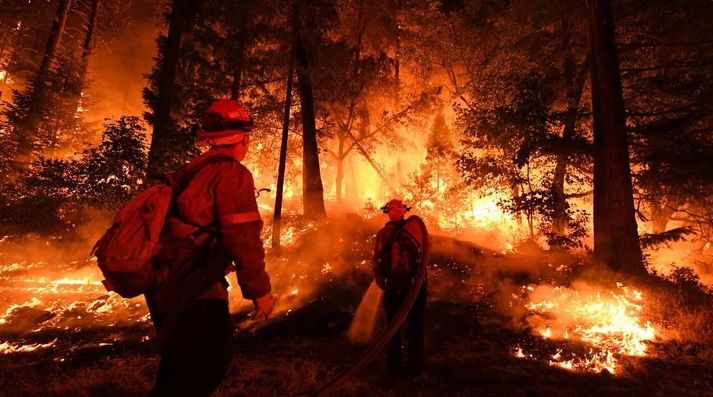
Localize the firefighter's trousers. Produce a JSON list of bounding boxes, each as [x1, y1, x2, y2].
[[151, 299, 232, 397], [383, 283, 427, 375]]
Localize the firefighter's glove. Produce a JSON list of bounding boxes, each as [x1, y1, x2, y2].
[[252, 292, 274, 320]]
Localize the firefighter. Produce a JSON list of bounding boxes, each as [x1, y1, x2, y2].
[[373, 199, 429, 376], [147, 99, 274, 397]]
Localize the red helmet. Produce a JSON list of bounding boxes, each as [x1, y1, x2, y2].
[[198, 99, 255, 141], [381, 199, 411, 214]]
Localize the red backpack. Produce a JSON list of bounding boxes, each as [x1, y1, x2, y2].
[[92, 157, 229, 298], [92, 184, 172, 298], [376, 217, 425, 293]]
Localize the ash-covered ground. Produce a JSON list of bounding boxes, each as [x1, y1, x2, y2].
[[1, 218, 713, 397]]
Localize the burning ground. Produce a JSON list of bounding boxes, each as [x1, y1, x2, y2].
[[1, 217, 713, 397]]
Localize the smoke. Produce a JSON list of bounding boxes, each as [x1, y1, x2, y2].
[[646, 239, 713, 287], [83, 12, 159, 134], [229, 213, 379, 317]]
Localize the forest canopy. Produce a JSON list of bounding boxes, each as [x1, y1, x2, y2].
[[0, 0, 711, 278]]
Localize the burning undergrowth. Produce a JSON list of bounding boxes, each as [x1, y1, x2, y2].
[[1, 215, 712, 388], [0, 214, 378, 359], [510, 281, 657, 374], [0, 252, 151, 356]]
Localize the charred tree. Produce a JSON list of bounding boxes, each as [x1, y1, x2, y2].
[[146, 0, 197, 177], [294, 11, 326, 219], [586, 0, 644, 273]]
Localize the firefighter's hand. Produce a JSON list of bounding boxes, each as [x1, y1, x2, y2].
[[252, 292, 274, 320]]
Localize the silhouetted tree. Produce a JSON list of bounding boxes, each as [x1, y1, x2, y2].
[[586, 0, 644, 273]]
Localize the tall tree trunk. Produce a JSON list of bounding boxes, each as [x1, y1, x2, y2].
[[586, 0, 644, 273], [272, 4, 297, 252], [336, 154, 344, 201], [394, 0, 402, 104], [147, 0, 194, 177], [36, 0, 73, 91], [346, 155, 359, 202], [295, 33, 326, 218], [72, 0, 100, 114], [335, 128, 346, 201], [79, 0, 100, 83]]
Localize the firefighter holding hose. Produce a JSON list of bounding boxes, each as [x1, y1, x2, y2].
[[373, 199, 430, 376]]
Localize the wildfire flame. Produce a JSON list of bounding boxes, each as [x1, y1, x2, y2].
[[0, 338, 56, 354], [515, 281, 657, 374]]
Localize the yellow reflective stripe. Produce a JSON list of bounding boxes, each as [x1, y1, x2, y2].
[[221, 211, 261, 225]]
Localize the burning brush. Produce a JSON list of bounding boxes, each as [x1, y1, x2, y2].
[[513, 281, 658, 374]]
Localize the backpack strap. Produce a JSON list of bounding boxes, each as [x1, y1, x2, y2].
[[168, 155, 235, 230]]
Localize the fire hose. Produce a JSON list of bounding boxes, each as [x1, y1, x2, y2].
[[307, 217, 429, 397]]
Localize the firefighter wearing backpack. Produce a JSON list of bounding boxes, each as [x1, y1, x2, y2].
[[373, 199, 429, 376], [147, 99, 273, 397]]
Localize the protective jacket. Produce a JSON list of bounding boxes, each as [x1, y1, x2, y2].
[[372, 216, 430, 290], [151, 147, 271, 312]]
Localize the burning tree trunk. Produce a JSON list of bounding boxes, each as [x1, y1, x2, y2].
[[586, 0, 644, 273], [147, 0, 196, 177], [295, 34, 326, 218]]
